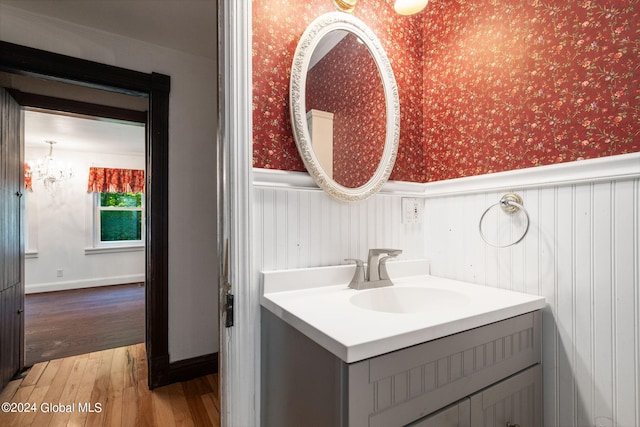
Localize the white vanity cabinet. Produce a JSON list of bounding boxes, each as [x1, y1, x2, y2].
[[261, 308, 542, 427]]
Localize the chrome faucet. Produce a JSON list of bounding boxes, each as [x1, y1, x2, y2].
[[345, 249, 402, 290]]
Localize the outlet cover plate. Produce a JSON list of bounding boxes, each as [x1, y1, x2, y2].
[[402, 197, 423, 224]]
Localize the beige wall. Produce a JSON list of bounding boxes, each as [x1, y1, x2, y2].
[[0, 4, 219, 362]]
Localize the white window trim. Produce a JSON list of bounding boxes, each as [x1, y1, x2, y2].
[[88, 192, 145, 252], [84, 245, 144, 255]]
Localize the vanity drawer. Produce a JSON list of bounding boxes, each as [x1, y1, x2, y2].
[[407, 399, 470, 427], [346, 311, 541, 427]]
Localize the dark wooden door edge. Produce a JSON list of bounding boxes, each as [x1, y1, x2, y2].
[[0, 40, 170, 389]]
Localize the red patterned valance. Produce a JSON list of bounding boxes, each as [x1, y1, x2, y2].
[[24, 163, 33, 191], [87, 167, 145, 193]]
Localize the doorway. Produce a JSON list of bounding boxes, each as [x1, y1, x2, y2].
[[23, 106, 147, 365], [0, 40, 171, 389]]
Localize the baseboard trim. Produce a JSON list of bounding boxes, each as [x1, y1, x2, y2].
[[25, 274, 145, 294], [168, 352, 219, 384], [148, 353, 170, 389]]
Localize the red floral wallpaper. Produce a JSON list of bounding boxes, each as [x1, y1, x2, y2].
[[253, 0, 639, 183], [422, 0, 640, 181], [306, 33, 386, 188]]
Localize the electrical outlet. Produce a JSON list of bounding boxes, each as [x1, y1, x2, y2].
[[402, 198, 423, 224], [56, 269, 63, 278]]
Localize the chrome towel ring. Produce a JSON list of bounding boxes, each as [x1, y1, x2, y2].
[[479, 193, 530, 248]]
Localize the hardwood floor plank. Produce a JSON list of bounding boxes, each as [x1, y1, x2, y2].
[[5, 384, 35, 427], [85, 348, 114, 427], [33, 357, 63, 387], [182, 377, 215, 427], [9, 383, 35, 403], [201, 392, 221, 426], [121, 386, 138, 427], [129, 344, 152, 427], [103, 353, 124, 426], [123, 346, 138, 389], [0, 344, 219, 427], [16, 384, 50, 426], [0, 378, 21, 402], [205, 374, 220, 413], [48, 357, 89, 426], [21, 361, 48, 386], [67, 356, 101, 427], [151, 386, 177, 427], [167, 382, 196, 427], [110, 346, 127, 393], [25, 283, 145, 365], [31, 355, 79, 426]]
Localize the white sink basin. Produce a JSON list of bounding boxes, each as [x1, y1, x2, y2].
[[349, 286, 471, 314], [261, 260, 546, 362]]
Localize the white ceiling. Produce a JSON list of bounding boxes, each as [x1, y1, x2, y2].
[[0, 0, 217, 59], [25, 110, 145, 156]]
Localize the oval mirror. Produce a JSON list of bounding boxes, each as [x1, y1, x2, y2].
[[290, 12, 400, 203]]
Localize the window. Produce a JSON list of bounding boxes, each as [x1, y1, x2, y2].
[[95, 192, 144, 245], [85, 167, 145, 253]]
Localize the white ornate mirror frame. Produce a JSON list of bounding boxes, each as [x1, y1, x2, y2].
[[290, 12, 401, 203]]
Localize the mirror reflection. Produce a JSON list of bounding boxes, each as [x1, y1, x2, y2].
[[290, 12, 399, 203], [305, 31, 386, 189]]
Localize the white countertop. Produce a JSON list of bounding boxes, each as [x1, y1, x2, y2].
[[261, 260, 546, 363]]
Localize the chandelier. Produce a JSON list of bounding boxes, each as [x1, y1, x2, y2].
[[29, 140, 73, 192]]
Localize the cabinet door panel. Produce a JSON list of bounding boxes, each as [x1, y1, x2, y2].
[[470, 365, 541, 427], [408, 399, 470, 427], [350, 312, 541, 427]]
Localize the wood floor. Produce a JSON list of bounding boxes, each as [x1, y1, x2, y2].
[[25, 284, 145, 365], [0, 343, 220, 427]]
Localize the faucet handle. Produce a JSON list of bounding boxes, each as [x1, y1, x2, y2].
[[378, 255, 398, 280], [345, 258, 366, 286]]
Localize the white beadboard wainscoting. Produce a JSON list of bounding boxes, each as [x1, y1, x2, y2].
[[252, 153, 639, 427], [253, 189, 425, 272], [253, 169, 427, 273], [422, 158, 639, 427]]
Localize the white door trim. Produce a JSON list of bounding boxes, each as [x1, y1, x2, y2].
[[219, 0, 257, 425]]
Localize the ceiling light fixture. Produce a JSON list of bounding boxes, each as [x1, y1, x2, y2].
[[29, 140, 73, 192], [332, 0, 358, 13], [394, 0, 429, 15]]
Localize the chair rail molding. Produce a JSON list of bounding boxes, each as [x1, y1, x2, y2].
[[254, 152, 640, 199], [253, 167, 426, 196], [420, 152, 640, 198]]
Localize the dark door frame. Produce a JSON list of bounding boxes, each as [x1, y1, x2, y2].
[[0, 40, 170, 388]]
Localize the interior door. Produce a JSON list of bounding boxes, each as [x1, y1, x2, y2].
[[0, 87, 25, 391]]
